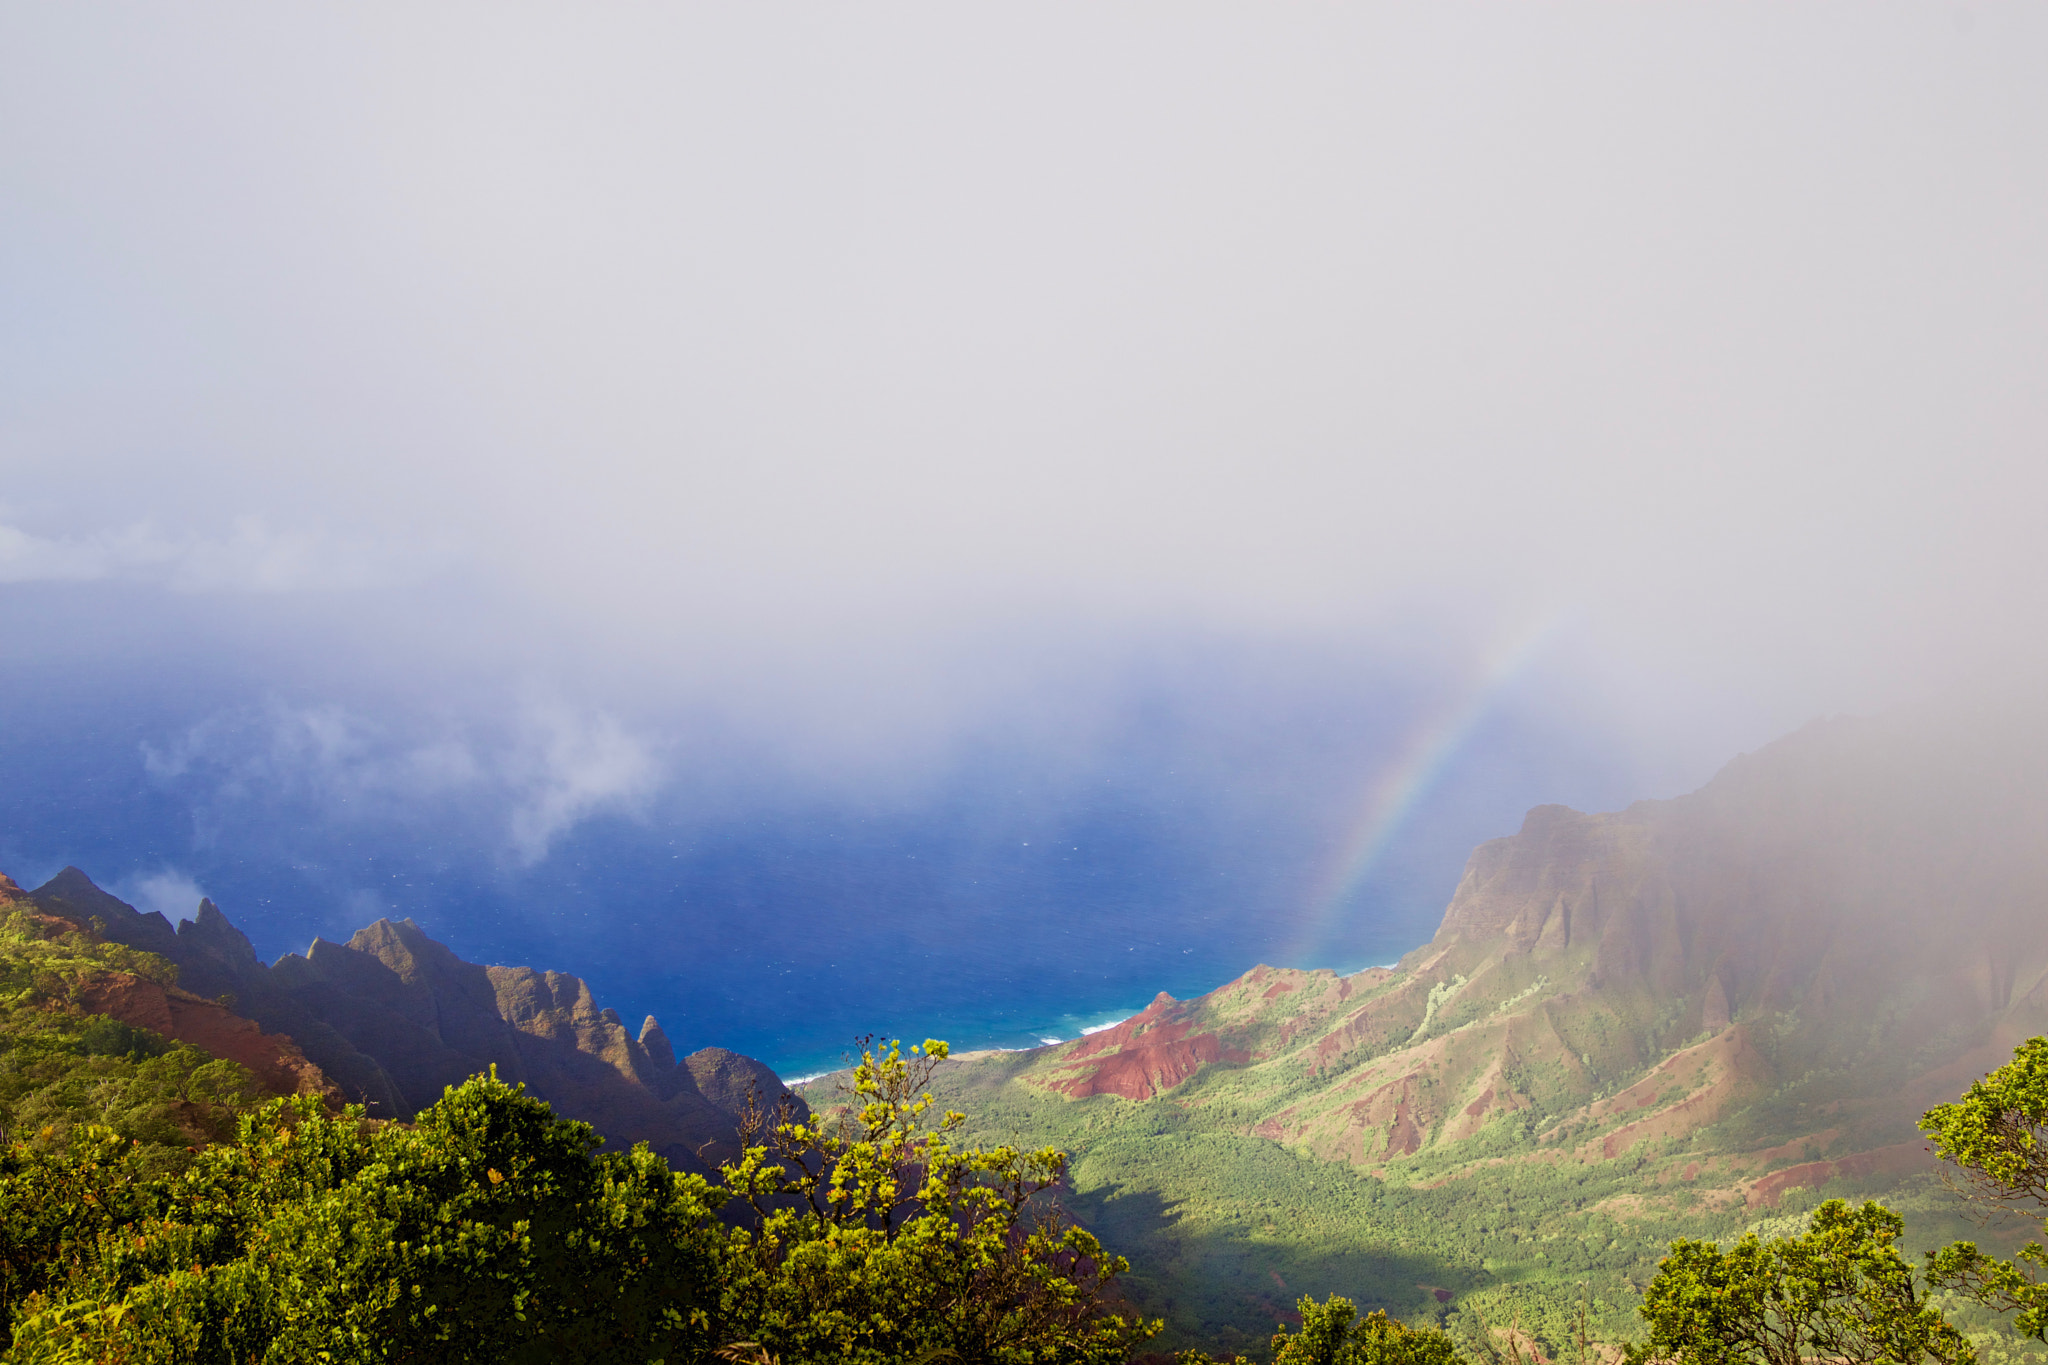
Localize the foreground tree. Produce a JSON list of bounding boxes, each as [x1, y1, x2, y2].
[[1, 1072, 729, 1363], [1626, 1199, 1974, 1365], [1920, 1035, 2048, 1340], [719, 1036, 1160, 1364], [0, 1038, 1157, 1363], [1266, 1295, 1467, 1365]]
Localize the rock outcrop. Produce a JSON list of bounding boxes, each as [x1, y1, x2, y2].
[[30, 872, 803, 1174], [32, 871, 408, 1114], [72, 973, 342, 1105], [8, 869, 342, 1106]]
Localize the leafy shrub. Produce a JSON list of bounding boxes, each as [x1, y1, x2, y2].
[[1267, 1296, 1468, 1365], [1626, 1199, 1973, 1365], [0, 1045, 1158, 1363], [1921, 1036, 2048, 1342], [0, 1072, 727, 1362], [721, 1036, 1161, 1364]]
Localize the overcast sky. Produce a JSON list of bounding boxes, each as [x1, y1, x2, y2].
[[5, 3, 2046, 813]]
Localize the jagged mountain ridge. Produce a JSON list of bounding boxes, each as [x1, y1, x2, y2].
[[964, 703, 2048, 1208], [28, 869, 801, 1173], [0, 870, 342, 1110]]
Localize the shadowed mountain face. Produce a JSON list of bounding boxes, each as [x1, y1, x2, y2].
[[0, 870, 341, 1111], [28, 870, 802, 1174], [968, 703, 2048, 1208]]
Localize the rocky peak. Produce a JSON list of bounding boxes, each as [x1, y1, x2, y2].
[[684, 1046, 790, 1121], [42, 875, 812, 1170], [345, 917, 445, 980], [639, 1016, 677, 1069], [8, 865, 809, 1163], [30, 866, 179, 955], [176, 897, 262, 967]]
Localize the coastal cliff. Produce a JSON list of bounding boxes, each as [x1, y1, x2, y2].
[[29, 870, 801, 1172], [966, 703, 2048, 1207]]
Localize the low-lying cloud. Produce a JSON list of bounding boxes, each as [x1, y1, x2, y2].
[[4, 3, 2046, 817], [143, 698, 663, 868], [502, 705, 663, 866], [113, 867, 210, 926], [0, 516, 428, 594]]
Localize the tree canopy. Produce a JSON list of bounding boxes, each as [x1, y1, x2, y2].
[[0, 1041, 1158, 1363], [1268, 1295, 1468, 1365], [1921, 1036, 2048, 1341], [1626, 1199, 1974, 1365]]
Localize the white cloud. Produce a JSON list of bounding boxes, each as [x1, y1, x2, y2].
[[0, 515, 425, 593], [4, 4, 2047, 756], [142, 697, 663, 867], [114, 868, 209, 925], [144, 702, 383, 799], [503, 704, 662, 866]]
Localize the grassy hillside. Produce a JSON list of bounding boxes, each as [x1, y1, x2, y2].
[[917, 1049, 2039, 1361], [0, 877, 271, 1173], [817, 710, 2048, 1360]]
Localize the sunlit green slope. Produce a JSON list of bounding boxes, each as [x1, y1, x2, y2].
[[897, 704, 2048, 1358], [0, 873, 306, 1173]]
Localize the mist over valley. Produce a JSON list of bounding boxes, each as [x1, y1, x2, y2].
[[5, 5, 2048, 1360]]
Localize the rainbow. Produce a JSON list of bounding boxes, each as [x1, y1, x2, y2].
[[1289, 612, 1562, 968]]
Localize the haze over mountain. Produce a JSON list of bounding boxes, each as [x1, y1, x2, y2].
[[915, 698, 2048, 1351], [0, 617, 1696, 1075], [5, 682, 2045, 1356], [6, 4, 2048, 1075]]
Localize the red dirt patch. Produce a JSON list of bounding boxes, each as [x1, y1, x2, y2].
[[1046, 1019, 1249, 1099], [1589, 1028, 1770, 1159], [1061, 992, 1179, 1061], [1388, 1092, 1423, 1156], [76, 973, 343, 1105], [1743, 1142, 1931, 1208]]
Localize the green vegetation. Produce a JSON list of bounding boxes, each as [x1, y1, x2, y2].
[[1626, 1200, 1972, 1365], [0, 906, 260, 1170], [6, 886, 2048, 1365], [1921, 1038, 2048, 1342], [924, 1055, 1745, 1356], [917, 1047, 2048, 1363], [0, 1040, 1152, 1363], [14, 1032, 2039, 1365], [718, 1037, 1158, 1363], [1620, 1033, 2048, 1365], [1264, 1296, 1468, 1365], [0, 905, 1157, 1361], [0, 1075, 726, 1362]]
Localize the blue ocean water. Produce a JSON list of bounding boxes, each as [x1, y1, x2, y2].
[[0, 724, 1432, 1075], [0, 590, 1653, 1077]]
